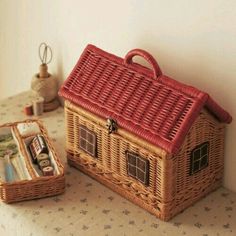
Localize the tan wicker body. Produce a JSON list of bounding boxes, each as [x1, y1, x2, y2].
[[59, 45, 231, 221], [0, 120, 65, 203], [65, 101, 225, 221]]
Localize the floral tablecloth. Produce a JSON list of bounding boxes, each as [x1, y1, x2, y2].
[[0, 91, 235, 236]]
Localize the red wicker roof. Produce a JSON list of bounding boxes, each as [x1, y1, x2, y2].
[[59, 44, 232, 154]]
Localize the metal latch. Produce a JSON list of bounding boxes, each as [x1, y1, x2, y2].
[[106, 118, 117, 134]]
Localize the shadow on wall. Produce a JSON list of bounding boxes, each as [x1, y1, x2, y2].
[[55, 48, 65, 107]]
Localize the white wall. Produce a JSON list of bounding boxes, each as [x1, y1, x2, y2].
[[0, 0, 235, 191]]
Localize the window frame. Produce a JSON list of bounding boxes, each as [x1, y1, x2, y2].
[[190, 142, 209, 175], [79, 125, 97, 158], [126, 151, 149, 186]]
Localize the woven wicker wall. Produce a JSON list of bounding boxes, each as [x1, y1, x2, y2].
[[65, 101, 225, 220], [65, 104, 166, 201], [167, 109, 225, 218]]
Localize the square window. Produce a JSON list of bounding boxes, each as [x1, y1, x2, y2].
[[137, 169, 145, 183], [128, 165, 136, 177], [137, 158, 146, 171], [193, 160, 200, 173], [193, 149, 201, 160], [127, 153, 136, 165], [79, 127, 87, 139], [87, 133, 95, 144], [126, 151, 149, 186], [79, 125, 97, 158], [200, 155, 208, 168], [87, 143, 95, 156], [80, 138, 87, 150], [190, 142, 209, 175]]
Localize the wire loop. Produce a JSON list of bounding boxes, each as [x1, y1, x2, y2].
[[38, 42, 53, 64]]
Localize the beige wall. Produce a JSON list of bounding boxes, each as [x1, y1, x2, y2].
[[0, 0, 235, 192]]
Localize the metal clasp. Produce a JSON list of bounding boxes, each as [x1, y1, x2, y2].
[[106, 118, 117, 134]]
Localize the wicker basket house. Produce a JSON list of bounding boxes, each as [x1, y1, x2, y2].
[[59, 44, 232, 221]]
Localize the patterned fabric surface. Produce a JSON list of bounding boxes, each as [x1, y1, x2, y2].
[[0, 91, 235, 236]]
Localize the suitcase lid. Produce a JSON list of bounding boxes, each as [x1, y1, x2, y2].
[[59, 44, 232, 154]]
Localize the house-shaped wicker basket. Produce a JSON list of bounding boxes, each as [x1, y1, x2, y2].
[[59, 44, 232, 221]]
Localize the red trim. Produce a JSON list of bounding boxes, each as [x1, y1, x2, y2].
[[205, 97, 232, 123]]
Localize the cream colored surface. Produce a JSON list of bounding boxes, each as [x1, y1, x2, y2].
[[0, 0, 235, 192], [0, 91, 235, 236]]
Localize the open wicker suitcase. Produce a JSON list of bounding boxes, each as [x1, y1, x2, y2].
[[59, 44, 232, 220], [0, 119, 65, 203]]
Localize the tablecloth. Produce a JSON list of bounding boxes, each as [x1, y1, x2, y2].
[[0, 91, 235, 236]]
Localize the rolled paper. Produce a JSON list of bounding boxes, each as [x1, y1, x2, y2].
[[11, 156, 26, 180], [33, 97, 44, 116], [24, 103, 33, 116], [42, 166, 54, 176]]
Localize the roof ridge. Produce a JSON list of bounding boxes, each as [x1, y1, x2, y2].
[[87, 44, 205, 100]]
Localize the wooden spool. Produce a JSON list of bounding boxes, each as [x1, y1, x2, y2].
[[39, 64, 49, 78], [31, 43, 60, 112]]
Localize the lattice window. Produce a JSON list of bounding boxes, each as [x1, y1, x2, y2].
[[79, 125, 97, 157], [126, 151, 149, 185], [190, 142, 209, 175]]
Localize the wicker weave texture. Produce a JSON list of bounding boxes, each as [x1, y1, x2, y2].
[[167, 110, 225, 218], [60, 45, 231, 221], [0, 120, 65, 203], [65, 105, 165, 201], [59, 44, 232, 154], [65, 103, 225, 221]]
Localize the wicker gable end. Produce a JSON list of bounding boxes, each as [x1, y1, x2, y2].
[[59, 44, 232, 221]]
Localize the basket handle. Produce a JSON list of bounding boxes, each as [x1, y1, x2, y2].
[[124, 49, 162, 78]]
